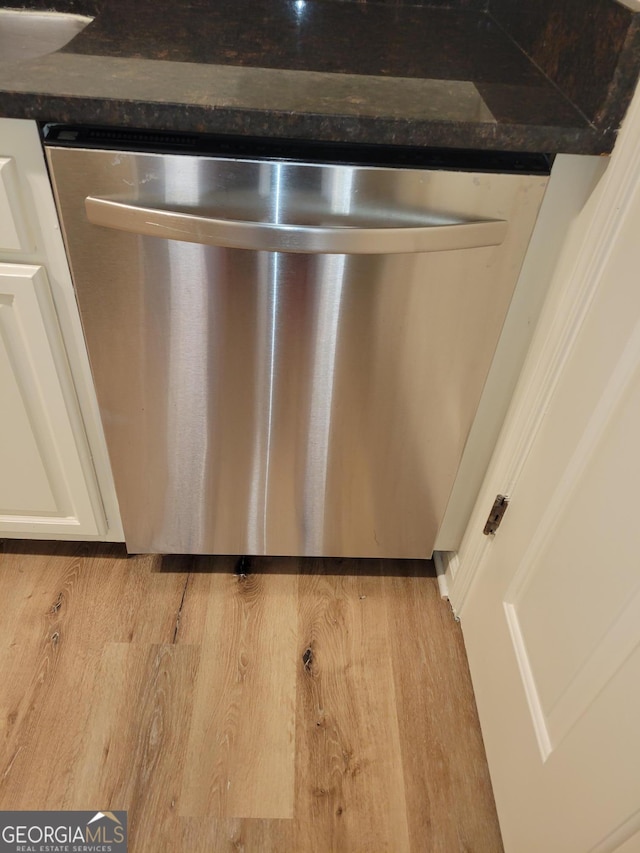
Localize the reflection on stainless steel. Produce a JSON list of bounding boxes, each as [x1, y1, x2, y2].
[[304, 254, 345, 555], [159, 240, 210, 551], [247, 250, 280, 554], [46, 146, 548, 557], [0, 9, 93, 64]]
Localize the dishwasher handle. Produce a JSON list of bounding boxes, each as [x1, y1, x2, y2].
[[85, 196, 508, 255]]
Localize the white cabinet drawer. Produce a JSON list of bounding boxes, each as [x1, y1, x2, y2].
[[0, 156, 32, 253]]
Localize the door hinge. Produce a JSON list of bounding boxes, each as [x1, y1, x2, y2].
[[483, 494, 509, 535]]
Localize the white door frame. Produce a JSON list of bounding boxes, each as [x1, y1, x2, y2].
[[439, 81, 640, 617]]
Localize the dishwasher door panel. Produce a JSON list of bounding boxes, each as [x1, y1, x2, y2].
[[46, 146, 548, 557]]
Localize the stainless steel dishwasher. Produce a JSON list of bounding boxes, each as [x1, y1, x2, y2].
[[45, 127, 549, 558]]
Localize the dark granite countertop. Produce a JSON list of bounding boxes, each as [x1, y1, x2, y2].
[[1, 0, 639, 154]]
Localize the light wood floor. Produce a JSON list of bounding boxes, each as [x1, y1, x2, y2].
[[0, 540, 503, 852]]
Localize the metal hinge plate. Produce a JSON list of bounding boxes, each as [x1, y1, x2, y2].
[[483, 494, 509, 535]]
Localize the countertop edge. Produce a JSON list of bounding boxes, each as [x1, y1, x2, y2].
[[0, 91, 616, 156]]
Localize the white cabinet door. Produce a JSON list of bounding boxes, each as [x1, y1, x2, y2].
[[448, 87, 640, 852], [0, 263, 105, 536], [0, 117, 123, 541]]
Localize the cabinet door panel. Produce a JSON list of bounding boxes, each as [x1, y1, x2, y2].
[[0, 157, 31, 253], [0, 263, 104, 535], [0, 327, 58, 513]]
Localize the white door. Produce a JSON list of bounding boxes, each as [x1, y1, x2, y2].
[[0, 262, 105, 536], [447, 87, 640, 852]]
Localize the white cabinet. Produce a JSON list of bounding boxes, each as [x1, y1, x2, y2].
[[0, 263, 104, 535], [0, 117, 123, 540]]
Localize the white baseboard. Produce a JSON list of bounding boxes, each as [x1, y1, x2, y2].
[[433, 550, 459, 606]]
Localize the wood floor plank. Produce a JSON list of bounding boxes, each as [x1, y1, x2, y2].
[[179, 567, 298, 820], [0, 541, 188, 647], [170, 555, 237, 646], [65, 642, 200, 852], [0, 540, 50, 655], [0, 543, 99, 807], [385, 571, 504, 853], [104, 553, 190, 645], [294, 564, 411, 853], [179, 817, 296, 853], [0, 542, 188, 809]]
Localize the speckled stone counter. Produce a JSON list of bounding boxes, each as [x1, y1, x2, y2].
[[1, 0, 639, 154]]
